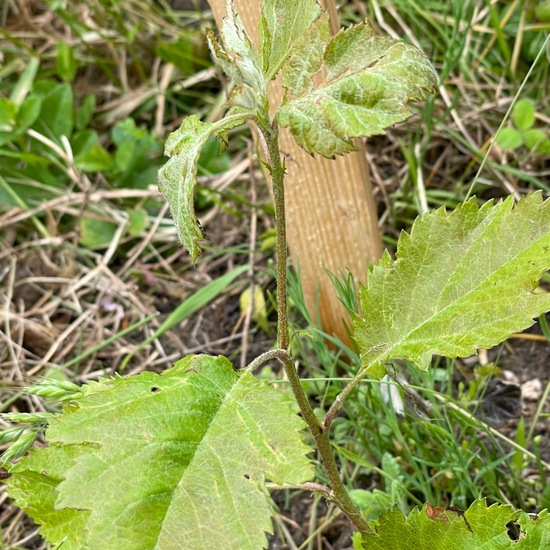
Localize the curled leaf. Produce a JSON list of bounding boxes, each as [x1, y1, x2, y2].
[[158, 112, 247, 261]]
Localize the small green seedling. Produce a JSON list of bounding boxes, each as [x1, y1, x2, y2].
[[496, 98, 550, 154], [3, 1, 550, 548]]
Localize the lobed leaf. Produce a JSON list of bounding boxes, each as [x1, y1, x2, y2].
[[278, 18, 437, 158], [7, 445, 90, 550], [353, 193, 550, 379], [157, 113, 247, 261], [5, 355, 313, 549], [355, 500, 550, 549]]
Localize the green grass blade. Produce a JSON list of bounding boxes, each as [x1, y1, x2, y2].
[[120, 264, 249, 370]]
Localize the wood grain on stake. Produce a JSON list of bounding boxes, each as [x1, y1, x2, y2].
[[207, 0, 383, 342]]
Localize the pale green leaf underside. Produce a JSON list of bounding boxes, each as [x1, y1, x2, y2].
[[353, 193, 550, 379], [358, 500, 550, 549], [278, 17, 437, 158], [207, 2, 266, 111], [158, 113, 246, 261], [259, 0, 321, 80], [6, 355, 313, 549]]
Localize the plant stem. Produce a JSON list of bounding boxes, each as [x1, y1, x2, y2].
[[324, 376, 363, 431], [263, 124, 289, 351], [245, 349, 287, 373], [277, 350, 370, 534], [258, 123, 370, 535]]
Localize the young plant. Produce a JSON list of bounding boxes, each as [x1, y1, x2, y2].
[[496, 98, 550, 154], [3, 1, 550, 548]]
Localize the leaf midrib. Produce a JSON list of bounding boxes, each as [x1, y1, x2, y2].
[[366, 229, 549, 368]]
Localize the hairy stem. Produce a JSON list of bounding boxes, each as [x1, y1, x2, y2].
[[264, 124, 289, 351], [258, 123, 370, 534], [324, 376, 363, 431]]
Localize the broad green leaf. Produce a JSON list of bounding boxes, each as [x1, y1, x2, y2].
[[71, 129, 99, 157], [349, 489, 393, 521], [278, 19, 437, 157], [111, 118, 162, 185], [496, 127, 523, 150], [16, 94, 42, 131], [356, 500, 550, 549], [537, 138, 550, 155], [259, 0, 321, 81], [353, 193, 550, 379], [157, 112, 247, 261], [5, 355, 313, 550], [7, 445, 90, 550], [512, 99, 536, 132]]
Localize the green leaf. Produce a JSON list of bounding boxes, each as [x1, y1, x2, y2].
[[278, 18, 437, 157], [281, 12, 330, 99], [0, 96, 17, 132], [111, 118, 162, 185], [496, 127, 523, 150], [523, 129, 550, 154], [349, 489, 393, 521], [127, 208, 148, 237], [156, 38, 194, 75], [353, 194, 550, 378], [71, 129, 99, 157], [157, 112, 247, 261], [536, 0, 550, 22], [197, 136, 231, 175], [32, 82, 74, 142], [75, 145, 113, 172], [5, 355, 313, 549], [75, 94, 96, 130], [0, 94, 41, 146], [523, 129, 546, 150], [0, 97, 17, 131], [79, 217, 118, 248], [357, 500, 550, 549], [512, 99, 536, 132], [16, 94, 42, 131], [10, 57, 39, 106], [6, 445, 90, 549], [72, 130, 112, 172], [56, 40, 78, 82], [259, 0, 321, 80], [206, 3, 266, 112]]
